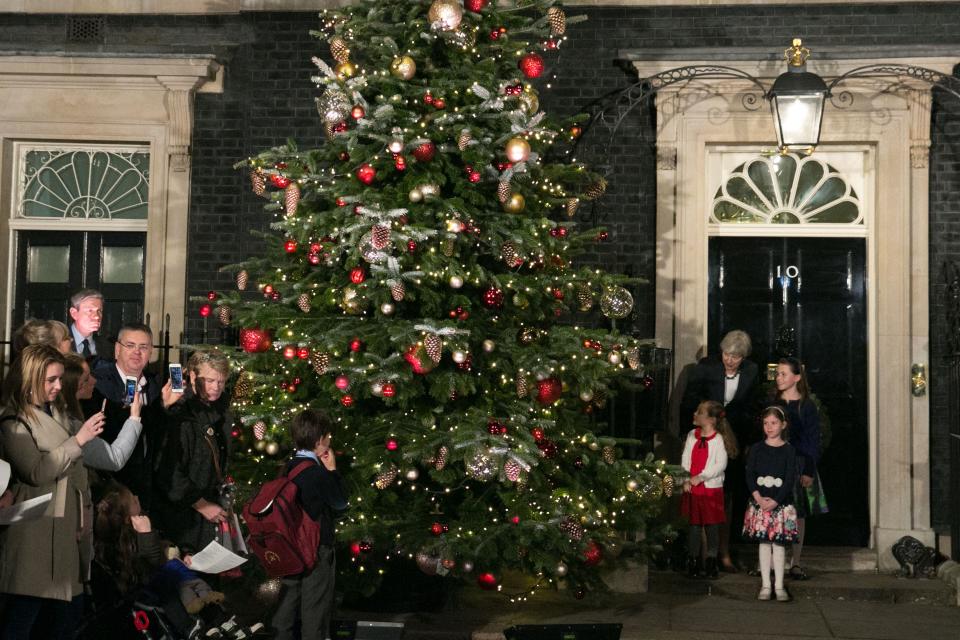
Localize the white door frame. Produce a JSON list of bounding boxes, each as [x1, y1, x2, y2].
[[626, 50, 957, 569]]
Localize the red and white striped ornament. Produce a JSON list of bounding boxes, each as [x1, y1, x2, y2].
[[284, 183, 300, 216], [296, 293, 311, 312], [423, 334, 443, 363], [504, 458, 522, 482], [253, 421, 267, 441], [371, 225, 391, 249]]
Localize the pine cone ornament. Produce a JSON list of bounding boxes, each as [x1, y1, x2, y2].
[[559, 516, 584, 541], [497, 181, 511, 203], [516, 375, 529, 398], [296, 293, 311, 312], [329, 36, 350, 63], [441, 237, 455, 257], [236, 270, 249, 291], [457, 129, 472, 151], [371, 225, 391, 250], [566, 197, 580, 217], [310, 351, 330, 376], [501, 241, 519, 267], [627, 347, 641, 370], [661, 474, 675, 498], [233, 371, 253, 399], [602, 446, 616, 464], [374, 466, 399, 490], [284, 183, 300, 216], [217, 305, 231, 326], [389, 280, 405, 302], [547, 7, 566, 35], [253, 421, 267, 441], [250, 170, 266, 196], [434, 446, 449, 471], [504, 458, 522, 482], [415, 551, 441, 576], [577, 286, 593, 311], [424, 334, 443, 364], [324, 122, 338, 139], [585, 178, 608, 199]]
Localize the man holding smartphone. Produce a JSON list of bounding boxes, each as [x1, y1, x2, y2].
[[86, 322, 176, 510]]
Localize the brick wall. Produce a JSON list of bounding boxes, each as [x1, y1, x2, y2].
[[1, 2, 959, 528]]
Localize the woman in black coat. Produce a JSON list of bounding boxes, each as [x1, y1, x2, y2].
[[155, 350, 233, 554], [680, 330, 759, 571]]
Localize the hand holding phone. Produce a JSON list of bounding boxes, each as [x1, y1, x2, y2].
[[169, 363, 184, 394]]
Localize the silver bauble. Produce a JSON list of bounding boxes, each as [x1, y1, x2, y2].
[[316, 89, 351, 124], [599, 286, 634, 319]]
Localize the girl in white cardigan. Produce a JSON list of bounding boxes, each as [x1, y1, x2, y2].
[[681, 400, 739, 578]]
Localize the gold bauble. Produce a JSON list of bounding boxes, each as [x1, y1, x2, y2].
[[428, 0, 463, 31], [519, 87, 539, 114], [505, 137, 531, 163], [265, 442, 280, 456], [390, 56, 417, 80], [503, 193, 525, 213], [334, 61, 356, 79]]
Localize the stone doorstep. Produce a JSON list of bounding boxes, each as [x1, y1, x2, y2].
[[650, 569, 957, 606], [730, 544, 878, 572]]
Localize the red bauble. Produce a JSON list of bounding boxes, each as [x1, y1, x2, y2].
[[481, 287, 504, 309], [339, 151, 350, 162], [284, 239, 297, 253], [336, 197, 347, 207], [283, 345, 296, 360], [465, 0, 487, 11], [350, 541, 362, 557], [552, 288, 565, 300], [308, 253, 321, 266], [382, 382, 396, 398], [271, 291, 281, 301], [643, 375, 655, 389], [407, 240, 417, 253], [582, 541, 603, 566], [356, 163, 376, 185], [394, 155, 406, 171], [335, 375, 350, 391], [489, 29, 501, 40], [530, 427, 545, 442], [206, 291, 217, 300], [263, 284, 274, 295], [385, 439, 399, 452], [468, 170, 481, 183], [269, 174, 290, 189], [297, 347, 310, 360], [518, 52, 545, 79], [350, 267, 366, 284], [359, 541, 372, 553], [433, 98, 445, 110], [412, 142, 436, 162], [510, 515, 520, 524], [286, 384, 297, 393], [477, 573, 498, 590], [404, 344, 437, 375], [424, 92, 434, 104], [239, 328, 271, 353], [431, 522, 444, 536], [537, 439, 558, 458], [199, 304, 211, 318], [333, 121, 348, 133], [349, 338, 363, 352], [536, 377, 563, 405], [596, 231, 609, 242], [340, 395, 354, 407], [351, 105, 365, 119]]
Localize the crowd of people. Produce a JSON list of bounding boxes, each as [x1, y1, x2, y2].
[[0, 289, 347, 640], [679, 330, 827, 602]]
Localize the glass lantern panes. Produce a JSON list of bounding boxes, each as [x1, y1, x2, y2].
[[19, 147, 149, 220], [712, 153, 861, 225]]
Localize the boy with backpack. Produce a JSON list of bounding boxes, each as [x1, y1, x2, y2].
[[269, 409, 348, 640]]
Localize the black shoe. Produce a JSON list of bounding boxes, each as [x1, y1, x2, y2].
[[704, 557, 719, 579], [687, 556, 702, 579]]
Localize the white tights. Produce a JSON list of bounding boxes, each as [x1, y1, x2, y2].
[[758, 543, 786, 590]]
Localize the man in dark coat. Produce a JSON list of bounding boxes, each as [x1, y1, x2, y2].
[[67, 289, 112, 359]]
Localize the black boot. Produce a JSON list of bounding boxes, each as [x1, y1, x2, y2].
[[704, 557, 719, 579], [687, 556, 702, 579]]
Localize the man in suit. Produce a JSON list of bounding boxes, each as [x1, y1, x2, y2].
[[88, 322, 174, 510], [68, 289, 112, 359]]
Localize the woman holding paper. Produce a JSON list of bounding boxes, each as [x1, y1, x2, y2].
[[0, 344, 105, 639]]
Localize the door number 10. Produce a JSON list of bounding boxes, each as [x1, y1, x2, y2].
[[777, 265, 800, 280]]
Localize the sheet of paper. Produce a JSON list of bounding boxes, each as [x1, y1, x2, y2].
[[0, 493, 52, 525], [188, 540, 247, 574], [0, 460, 9, 495]]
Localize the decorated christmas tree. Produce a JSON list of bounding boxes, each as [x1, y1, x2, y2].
[[215, 0, 672, 598]]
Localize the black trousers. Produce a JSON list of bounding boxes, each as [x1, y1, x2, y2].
[[271, 546, 336, 640]]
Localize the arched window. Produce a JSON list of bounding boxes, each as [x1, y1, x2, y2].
[[712, 153, 861, 225]]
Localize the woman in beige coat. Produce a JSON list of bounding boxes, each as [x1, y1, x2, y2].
[[0, 344, 105, 639]]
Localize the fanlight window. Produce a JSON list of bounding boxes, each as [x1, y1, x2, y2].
[[19, 147, 149, 220], [712, 153, 861, 225]]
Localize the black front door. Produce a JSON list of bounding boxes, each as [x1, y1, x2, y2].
[[709, 236, 869, 547], [14, 230, 147, 343]]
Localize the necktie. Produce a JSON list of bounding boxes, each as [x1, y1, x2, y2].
[[80, 339, 91, 357]]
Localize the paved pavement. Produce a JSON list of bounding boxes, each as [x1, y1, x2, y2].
[[334, 572, 960, 640]]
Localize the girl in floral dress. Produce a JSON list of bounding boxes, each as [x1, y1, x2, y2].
[[743, 406, 799, 601], [680, 400, 738, 579]]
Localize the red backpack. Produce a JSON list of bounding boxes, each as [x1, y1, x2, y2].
[[242, 459, 320, 577]]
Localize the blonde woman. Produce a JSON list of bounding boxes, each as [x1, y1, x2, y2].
[[0, 344, 105, 638]]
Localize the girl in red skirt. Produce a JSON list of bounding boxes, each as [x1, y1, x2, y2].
[[681, 400, 739, 578]]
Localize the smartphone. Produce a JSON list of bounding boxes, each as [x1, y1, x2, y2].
[[124, 376, 137, 407], [169, 363, 184, 393]]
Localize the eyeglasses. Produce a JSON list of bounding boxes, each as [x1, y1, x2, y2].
[[119, 342, 152, 353]]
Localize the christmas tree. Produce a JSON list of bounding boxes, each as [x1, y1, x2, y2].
[[216, 0, 672, 598]]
